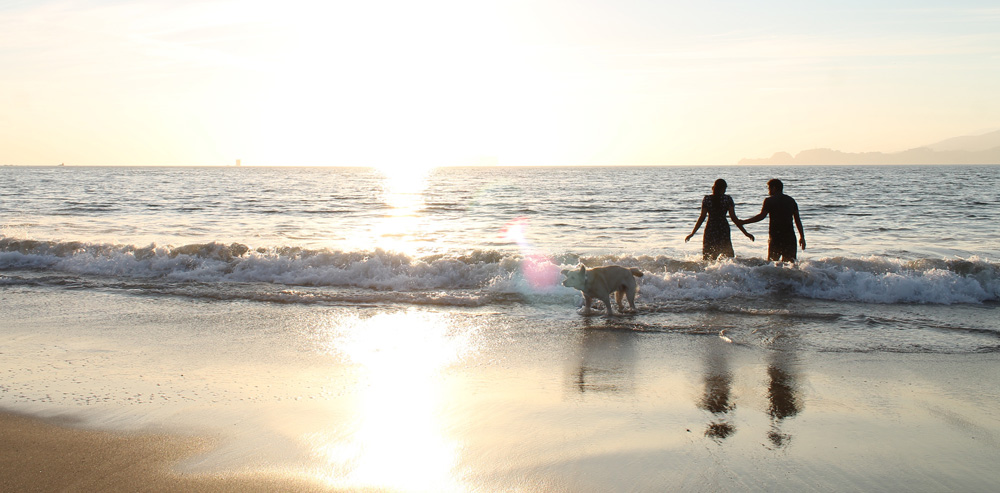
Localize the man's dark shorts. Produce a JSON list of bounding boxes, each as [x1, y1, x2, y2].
[[768, 235, 797, 262]]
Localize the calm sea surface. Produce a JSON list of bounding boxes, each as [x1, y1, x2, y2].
[[3, 164, 997, 258]]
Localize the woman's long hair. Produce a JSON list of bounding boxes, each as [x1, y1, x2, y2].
[[711, 179, 727, 209]]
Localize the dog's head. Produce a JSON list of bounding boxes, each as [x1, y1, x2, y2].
[[560, 265, 588, 291]]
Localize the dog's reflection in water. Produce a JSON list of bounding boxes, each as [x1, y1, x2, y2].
[[573, 319, 639, 395]]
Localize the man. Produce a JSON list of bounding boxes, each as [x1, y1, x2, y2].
[[737, 179, 806, 262]]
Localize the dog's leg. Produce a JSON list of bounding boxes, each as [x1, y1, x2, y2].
[[626, 286, 637, 313], [582, 295, 593, 315], [600, 294, 615, 317], [615, 288, 625, 313]]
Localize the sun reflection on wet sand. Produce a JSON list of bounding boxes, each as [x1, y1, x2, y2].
[[308, 310, 473, 491]]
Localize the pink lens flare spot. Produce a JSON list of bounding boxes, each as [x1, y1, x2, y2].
[[500, 217, 529, 245], [522, 253, 560, 289], [499, 217, 560, 289]]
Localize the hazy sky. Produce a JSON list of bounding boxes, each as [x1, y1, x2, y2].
[[2, 0, 999, 167]]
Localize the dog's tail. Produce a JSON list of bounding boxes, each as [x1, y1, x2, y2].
[[629, 268, 643, 277]]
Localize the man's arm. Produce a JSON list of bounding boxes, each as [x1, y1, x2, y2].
[[794, 204, 806, 250], [738, 201, 768, 226]]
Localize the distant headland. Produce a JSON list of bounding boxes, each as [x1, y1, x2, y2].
[[739, 129, 1000, 165]]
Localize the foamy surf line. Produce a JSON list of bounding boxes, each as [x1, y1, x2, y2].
[[1, 237, 998, 305]]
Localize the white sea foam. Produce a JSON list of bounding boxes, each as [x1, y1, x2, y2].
[[638, 256, 999, 304], [1, 237, 997, 306]]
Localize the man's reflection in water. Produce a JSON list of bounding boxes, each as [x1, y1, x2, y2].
[[700, 338, 736, 441], [766, 348, 800, 448], [574, 319, 638, 394]]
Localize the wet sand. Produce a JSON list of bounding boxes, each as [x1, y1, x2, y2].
[[2, 287, 999, 491], [0, 411, 324, 492], [3, 349, 999, 491]]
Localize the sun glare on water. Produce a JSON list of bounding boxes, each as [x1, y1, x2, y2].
[[368, 163, 435, 256]]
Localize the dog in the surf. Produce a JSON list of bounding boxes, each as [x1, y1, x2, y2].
[[560, 265, 643, 316]]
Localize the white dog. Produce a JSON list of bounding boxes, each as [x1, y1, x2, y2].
[[560, 265, 643, 316]]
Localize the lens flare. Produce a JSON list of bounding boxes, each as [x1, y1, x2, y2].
[[500, 217, 560, 289]]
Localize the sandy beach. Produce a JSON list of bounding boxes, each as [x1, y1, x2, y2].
[[0, 411, 330, 492], [2, 286, 999, 491]]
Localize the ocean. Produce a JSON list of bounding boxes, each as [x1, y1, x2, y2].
[[2, 164, 999, 490], [2, 165, 997, 353]]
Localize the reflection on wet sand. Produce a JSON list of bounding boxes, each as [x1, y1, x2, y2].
[[569, 315, 805, 449], [695, 310, 803, 447], [766, 348, 801, 448], [310, 310, 471, 491], [700, 338, 737, 441], [759, 309, 803, 449], [574, 320, 639, 394]]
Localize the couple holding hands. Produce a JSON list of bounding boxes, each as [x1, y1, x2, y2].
[[686, 178, 806, 262]]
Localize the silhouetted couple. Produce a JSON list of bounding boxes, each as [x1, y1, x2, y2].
[[685, 178, 805, 262]]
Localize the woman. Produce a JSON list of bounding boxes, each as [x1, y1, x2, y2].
[[685, 179, 754, 260]]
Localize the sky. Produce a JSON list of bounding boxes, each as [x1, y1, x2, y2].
[[2, 0, 999, 168]]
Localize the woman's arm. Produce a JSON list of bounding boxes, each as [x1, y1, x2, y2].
[[729, 204, 754, 241], [685, 209, 707, 242]]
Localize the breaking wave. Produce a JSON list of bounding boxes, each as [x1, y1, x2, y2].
[[1, 237, 997, 306]]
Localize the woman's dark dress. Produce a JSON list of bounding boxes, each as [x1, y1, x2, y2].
[[701, 194, 735, 260]]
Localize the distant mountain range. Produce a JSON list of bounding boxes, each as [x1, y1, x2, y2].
[[738, 129, 1000, 165]]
